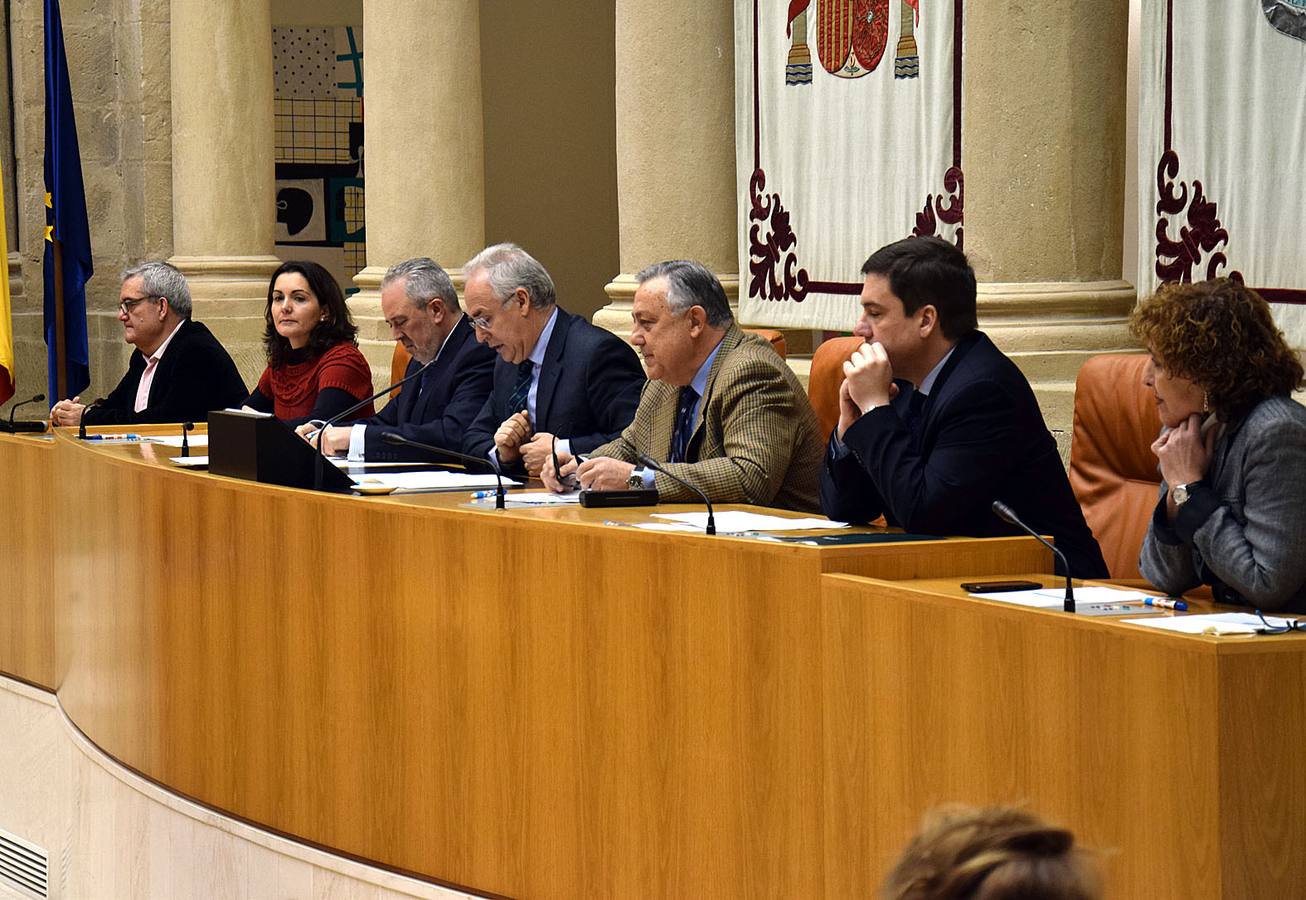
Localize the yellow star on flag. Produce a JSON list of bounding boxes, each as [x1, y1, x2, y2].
[[44, 191, 52, 208]]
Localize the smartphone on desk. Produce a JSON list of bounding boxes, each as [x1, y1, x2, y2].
[[960, 580, 1043, 593]]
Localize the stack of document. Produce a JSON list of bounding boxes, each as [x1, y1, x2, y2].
[[639, 511, 846, 534], [352, 471, 504, 493]]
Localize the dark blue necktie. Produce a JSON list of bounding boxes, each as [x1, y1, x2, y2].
[[669, 385, 699, 463], [507, 360, 534, 416], [902, 388, 928, 441]]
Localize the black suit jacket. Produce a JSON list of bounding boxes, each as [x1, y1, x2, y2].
[[360, 316, 496, 462], [82, 319, 247, 425], [820, 331, 1108, 578], [463, 306, 645, 474]]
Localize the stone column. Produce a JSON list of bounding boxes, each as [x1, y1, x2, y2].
[[351, 0, 485, 381], [168, 0, 280, 357], [595, 0, 739, 339], [964, 0, 1136, 442]]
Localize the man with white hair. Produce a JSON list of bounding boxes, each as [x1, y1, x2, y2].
[[462, 243, 644, 477], [49, 260, 246, 426]]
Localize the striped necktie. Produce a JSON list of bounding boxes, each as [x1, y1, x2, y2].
[[507, 359, 534, 416]]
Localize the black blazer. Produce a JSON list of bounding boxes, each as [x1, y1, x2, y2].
[[820, 331, 1108, 578], [360, 316, 495, 462], [463, 306, 645, 473], [82, 319, 247, 425]]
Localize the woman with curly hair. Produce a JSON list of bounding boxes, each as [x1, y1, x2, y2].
[[881, 805, 1100, 900], [1131, 278, 1306, 612], [243, 261, 375, 425]]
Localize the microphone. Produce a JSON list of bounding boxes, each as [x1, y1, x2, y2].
[[637, 453, 715, 535], [181, 421, 194, 458], [78, 400, 103, 440], [381, 432, 507, 509], [313, 357, 437, 490], [992, 500, 1074, 612], [4, 393, 46, 432]]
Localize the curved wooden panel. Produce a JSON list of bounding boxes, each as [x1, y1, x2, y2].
[[0, 434, 57, 688], [45, 432, 1045, 897]]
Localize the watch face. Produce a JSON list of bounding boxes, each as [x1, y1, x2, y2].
[[627, 473, 644, 490], [1173, 483, 1190, 505]]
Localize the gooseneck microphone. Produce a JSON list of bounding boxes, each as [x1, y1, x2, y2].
[[992, 500, 1074, 612], [637, 453, 715, 535], [313, 358, 437, 490], [181, 422, 194, 458], [381, 432, 507, 509], [4, 394, 46, 432], [78, 400, 104, 440]]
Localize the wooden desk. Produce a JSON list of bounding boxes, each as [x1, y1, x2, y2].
[[820, 572, 1306, 900], [8, 428, 1046, 898], [0, 432, 56, 688]]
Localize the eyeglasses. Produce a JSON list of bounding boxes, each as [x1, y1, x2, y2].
[[469, 315, 492, 331], [119, 295, 162, 316], [1254, 610, 1306, 634]]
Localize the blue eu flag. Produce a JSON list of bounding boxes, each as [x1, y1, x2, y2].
[[43, 0, 92, 402]]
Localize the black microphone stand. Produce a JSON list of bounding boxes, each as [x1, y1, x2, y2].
[[181, 422, 194, 458], [78, 401, 103, 440], [381, 432, 507, 509], [992, 500, 1075, 612], [312, 358, 437, 490], [637, 453, 716, 535], [4, 393, 47, 433]]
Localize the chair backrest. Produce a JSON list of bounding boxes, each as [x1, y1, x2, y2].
[[1068, 354, 1162, 580], [742, 327, 787, 359], [808, 335, 864, 438], [391, 340, 411, 388]]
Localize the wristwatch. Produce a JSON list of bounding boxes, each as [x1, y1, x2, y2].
[[1172, 482, 1197, 506], [627, 471, 645, 490]]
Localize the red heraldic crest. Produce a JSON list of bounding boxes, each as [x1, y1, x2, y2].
[[818, 0, 890, 77]]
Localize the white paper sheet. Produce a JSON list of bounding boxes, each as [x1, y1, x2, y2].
[[167, 455, 209, 467], [497, 491, 582, 505], [650, 511, 847, 534], [147, 435, 209, 448], [970, 585, 1165, 609], [1127, 613, 1297, 636], [352, 471, 505, 493]]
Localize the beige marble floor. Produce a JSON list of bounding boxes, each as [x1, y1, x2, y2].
[[0, 676, 480, 900]]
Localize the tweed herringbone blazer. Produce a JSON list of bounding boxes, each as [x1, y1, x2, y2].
[[591, 325, 824, 512]]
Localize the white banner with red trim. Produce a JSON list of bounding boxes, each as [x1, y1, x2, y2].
[[734, 0, 961, 331], [1138, 0, 1306, 346]]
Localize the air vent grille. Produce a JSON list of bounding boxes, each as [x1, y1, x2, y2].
[[0, 826, 48, 899]]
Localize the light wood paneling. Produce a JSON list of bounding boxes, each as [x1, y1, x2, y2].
[[45, 430, 1044, 898], [820, 573, 1306, 900], [0, 433, 56, 688]]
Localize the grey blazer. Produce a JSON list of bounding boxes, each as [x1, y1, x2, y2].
[[1139, 394, 1306, 612]]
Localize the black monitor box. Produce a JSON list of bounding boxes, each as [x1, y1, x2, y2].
[[208, 410, 354, 493]]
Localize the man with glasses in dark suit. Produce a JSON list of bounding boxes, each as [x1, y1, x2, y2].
[[49, 261, 246, 426]]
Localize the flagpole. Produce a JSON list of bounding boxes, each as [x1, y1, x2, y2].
[[52, 235, 67, 400]]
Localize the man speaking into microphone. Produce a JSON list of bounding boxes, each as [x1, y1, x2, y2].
[[298, 258, 494, 462], [543, 260, 824, 513], [820, 237, 1107, 577]]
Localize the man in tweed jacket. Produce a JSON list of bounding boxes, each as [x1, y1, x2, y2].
[[543, 260, 824, 512]]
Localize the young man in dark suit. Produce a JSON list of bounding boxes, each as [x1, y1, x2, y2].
[[49, 261, 246, 427], [461, 243, 645, 478], [820, 237, 1108, 577], [303, 257, 494, 462]]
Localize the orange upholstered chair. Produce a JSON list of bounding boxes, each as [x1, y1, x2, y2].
[[808, 336, 864, 438], [390, 341, 411, 395], [1068, 354, 1163, 580]]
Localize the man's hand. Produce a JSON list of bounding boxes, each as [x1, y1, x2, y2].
[[315, 425, 353, 457], [576, 456, 637, 491], [1153, 413, 1217, 519], [493, 410, 532, 462], [50, 396, 86, 427], [541, 446, 576, 493], [519, 431, 556, 478], [842, 342, 896, 413]]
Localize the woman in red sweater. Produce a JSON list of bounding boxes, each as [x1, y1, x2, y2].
[[243, 261, 375, 424]]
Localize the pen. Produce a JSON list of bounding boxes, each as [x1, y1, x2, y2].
[[471, 490, 497, 499], [86, 434, 141, 441], [1144, 597, 1188, 611]]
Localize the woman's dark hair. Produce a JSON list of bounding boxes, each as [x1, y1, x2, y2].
[[263, 260, 358, 367], [1130, 278, 1303, 420], [882, 806, 1101, 900]]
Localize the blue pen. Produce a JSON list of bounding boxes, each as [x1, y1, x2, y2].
[[87, 434, 141, 441], [1144, 597, 1188, 611], [471, 490, 497, 499]]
